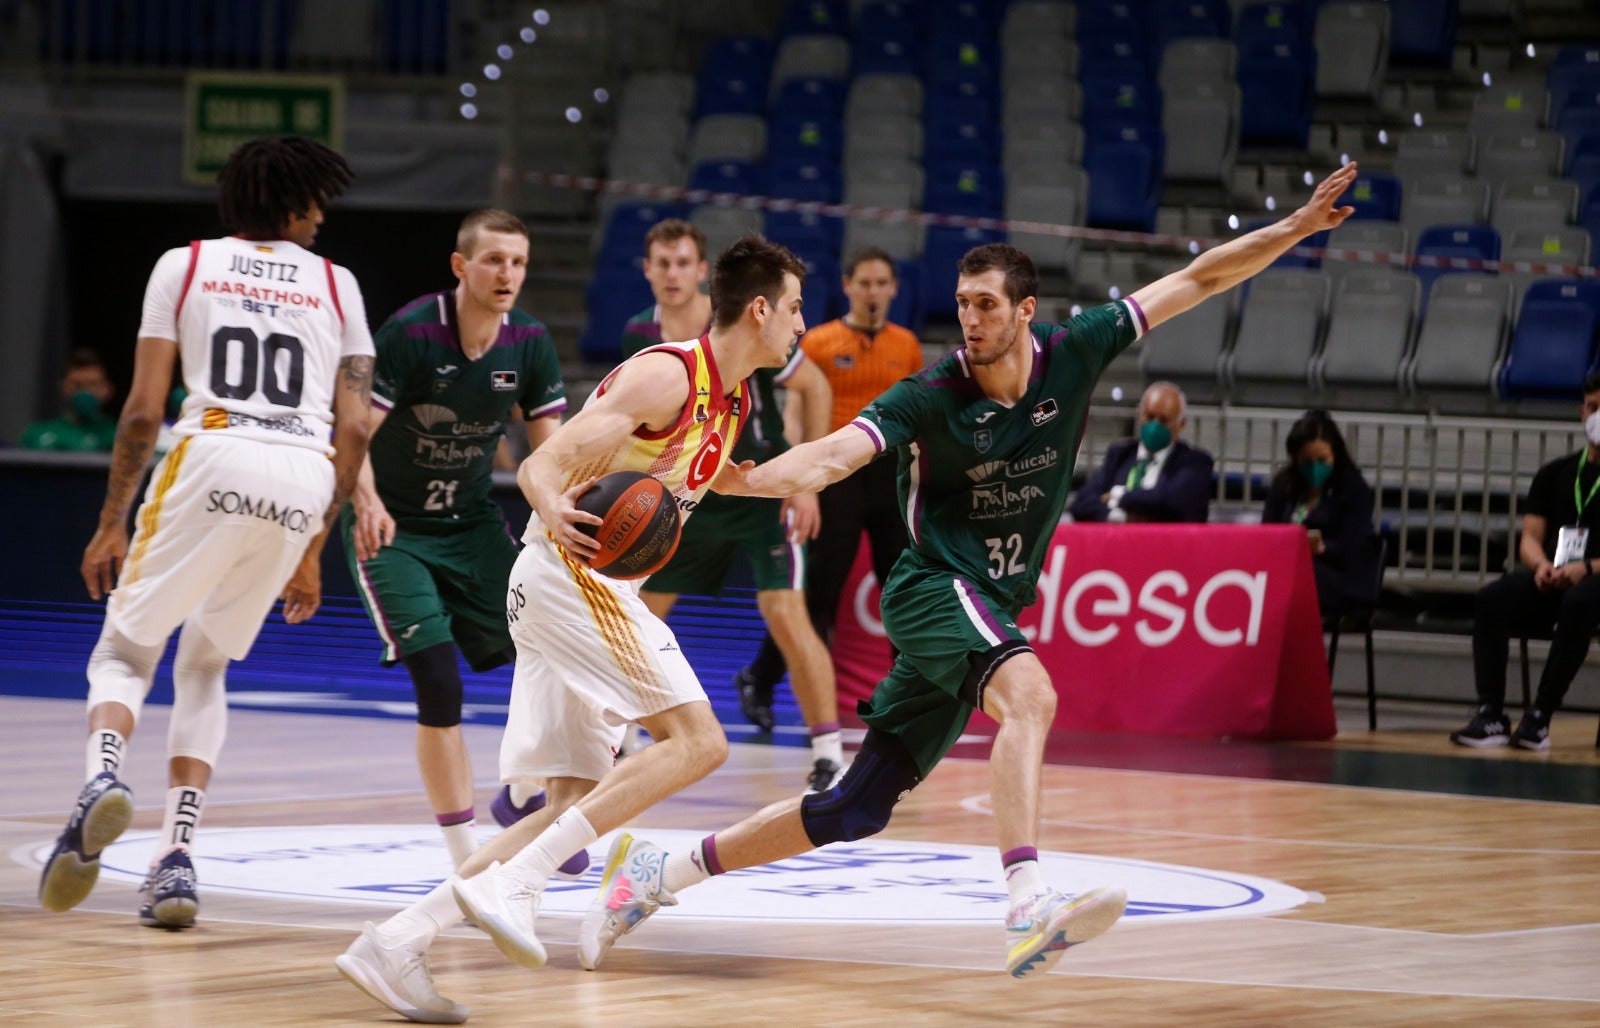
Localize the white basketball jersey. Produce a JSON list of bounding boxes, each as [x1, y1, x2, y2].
[[138, 236, 374, 453]]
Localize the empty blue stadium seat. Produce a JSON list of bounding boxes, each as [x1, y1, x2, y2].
[[597, 203, 689, 265], [1086, 124, 1165, 231], [1555, 91, 1600, 150], [1548, 66, 1600, 121], [766, 160, 843, 203], [696, 67, 768, 118], [1076, 0, 1153, 49], [383, 0, 450, 75], [1569, 134, 1600, 208], [1234, 2, 1310, 50], [1239, 41, 1316, 147], [927, 74, 999, 116], [771, 76, 846, 119], [779, 0, 849, 38], [1156, 0, 1231, 44], [1554, 44, 1600, 69], [923, 114, 1001, 166], [581, 265, 657, 365], [689, 160, 760, 196], [1339, 172, 1403, 222], [1388, 0, 1456, 68], [921, 226, 1006, 318], [767, 210, 843, 260], [1412, 224, 1500, 305], [1079, 40, 1151, 85], [924, 163, 1005, 216], [1081, 78, 1163, 134], [800, 254, 843, 324], [921, 35, 998, 80], [1583, 183, 1600, 257], [889, 259, 924, 334], [1498, 279, 1600, 400], [853, 35, 919, 76], [766, 115, 844, 162]]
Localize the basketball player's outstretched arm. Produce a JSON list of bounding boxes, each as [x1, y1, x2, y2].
[[517, 351, 690, 560], [1130, 162, 1359, 333], [81, 335, 178, 600], [714, 421, 878, 499]]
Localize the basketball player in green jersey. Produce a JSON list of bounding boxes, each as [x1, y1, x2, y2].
[[577, 163, 1362, 979], [621, 220, 843, 793], [345, 209, 573, 871]]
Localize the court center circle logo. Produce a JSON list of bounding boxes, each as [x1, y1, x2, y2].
[[33, 826, 1311, 925]]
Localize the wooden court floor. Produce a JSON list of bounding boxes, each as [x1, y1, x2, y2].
[[2, 694, 1598, 1027]]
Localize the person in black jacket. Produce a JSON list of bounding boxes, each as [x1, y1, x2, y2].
[[1069, 382, 1214, 523], [1450, 371, 1600, 752], [1261, 410, 1378, 621]]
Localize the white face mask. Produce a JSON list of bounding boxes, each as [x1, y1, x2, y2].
[[1587, 411, 1600, 447]]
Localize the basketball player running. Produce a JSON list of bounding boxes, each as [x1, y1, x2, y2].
[[335, 236, 808, 1024], [622, 219, 843, 792], [576, 164, 1361, 979], [39, 136, 375, 929], [344, 209, 581, 873]]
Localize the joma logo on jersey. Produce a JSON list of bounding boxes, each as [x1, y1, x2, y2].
[[206, 491, 312, 533], [490, 370, 518, 391], [686, 431, 725, 491]]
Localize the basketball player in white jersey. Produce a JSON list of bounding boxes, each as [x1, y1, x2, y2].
[[336, 236, 808, 1025], [38, 137, 376, 930]]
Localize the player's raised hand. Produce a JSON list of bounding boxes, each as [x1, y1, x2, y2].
[[1293, 161, 1360, 235], [280, 551, 322, 624], [82, 522, 129, 601]]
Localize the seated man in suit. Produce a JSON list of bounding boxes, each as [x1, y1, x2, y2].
[[1068, 381, 1214, 523]]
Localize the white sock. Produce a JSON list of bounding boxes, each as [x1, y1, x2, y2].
[[810, 730, 843, 766], [662, 847, 711, 894], [1005, 859, 1047, 908], [378, 877, 465, 947], [509, 783, 544, 808], [440, 820, 477, 870], [157, 786, 204, 859], [86, 729, 127, 780], [506, 807, 597, 885]]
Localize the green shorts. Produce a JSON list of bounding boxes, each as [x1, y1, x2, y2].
[[342, 509, 518, 672], [859, 560, 1031, 778], [641, 491, 804, 596]]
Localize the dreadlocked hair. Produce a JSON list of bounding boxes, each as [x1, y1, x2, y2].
[[217, 136, 354, 239]]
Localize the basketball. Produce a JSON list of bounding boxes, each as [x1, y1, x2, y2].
[[574, 470, 682, 579]]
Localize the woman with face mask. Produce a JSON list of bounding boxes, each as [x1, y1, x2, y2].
[[1261, 409, 1379, 620]]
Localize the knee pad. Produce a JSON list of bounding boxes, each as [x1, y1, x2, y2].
[[169, 624, 230, 766], [404, 643, 464, 728], [86, 626, 163, 724], [800, 729, 922, 847]]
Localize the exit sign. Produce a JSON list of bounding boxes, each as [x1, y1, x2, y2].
[[184, 72, 345, 184]]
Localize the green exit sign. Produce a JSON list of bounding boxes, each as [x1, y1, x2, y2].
[[184, 72, 345, 185]]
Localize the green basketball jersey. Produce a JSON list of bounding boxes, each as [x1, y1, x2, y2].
[[854, 300, 1144, 611], [620, 304, 798, 465], [369, 290, 567, 522]]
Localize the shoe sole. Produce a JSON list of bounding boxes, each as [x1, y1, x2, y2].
[[1007, 886, 1128, 980], [335, 953, 467, 1025], [1449, 734, 1509, 748], [451, 879, 547, 970], [140, 895, 198, 929], [1511, 738, 1551, 751], [39, 787, 135, 912]]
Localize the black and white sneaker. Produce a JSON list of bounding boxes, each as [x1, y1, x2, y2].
[[138, 849, 199, 929], [805, 758, 846, 794], [1511, 710, 1551, 751], [735, 667, 775, 733], [39, 771, 134, 913], [1449, 708, 1510, 747]]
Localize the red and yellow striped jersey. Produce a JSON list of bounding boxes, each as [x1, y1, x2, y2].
[[573, 335, 747, 519]]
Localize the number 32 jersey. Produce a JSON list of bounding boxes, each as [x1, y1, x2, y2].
[[138, 236, 375, 455]]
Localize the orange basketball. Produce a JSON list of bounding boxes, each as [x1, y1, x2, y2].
[[574, 471, 682, 579]]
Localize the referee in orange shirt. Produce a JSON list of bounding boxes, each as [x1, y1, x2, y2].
[[736, 247, 924, 729]]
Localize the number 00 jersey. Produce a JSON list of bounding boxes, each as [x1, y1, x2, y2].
[[854, 300, 1145, 612], [138, 236, 375, 454]]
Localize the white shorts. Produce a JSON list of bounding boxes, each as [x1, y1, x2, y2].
[[106, 434, 332, 660], [500, 528, 705, 783]]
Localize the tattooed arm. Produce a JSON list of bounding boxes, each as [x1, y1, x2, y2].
[[282, 353, 374, 624], [82, 336, 178, 600]]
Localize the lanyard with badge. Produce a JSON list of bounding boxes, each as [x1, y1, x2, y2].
[[1555, 450, 1600, 565]]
